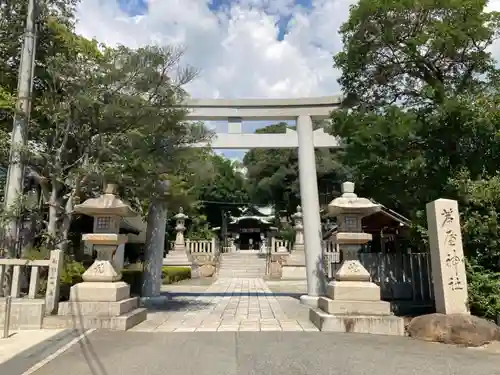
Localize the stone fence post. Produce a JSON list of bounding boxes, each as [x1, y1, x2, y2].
[[45, 250, 63, 315]]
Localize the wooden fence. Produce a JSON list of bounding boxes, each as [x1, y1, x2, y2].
[[168, 239, 218, 254], [323, 248, 433, 303]]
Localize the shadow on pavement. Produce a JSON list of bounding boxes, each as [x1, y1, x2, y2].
[[146, 295, 215, 312], [161, 292, 303, 298]]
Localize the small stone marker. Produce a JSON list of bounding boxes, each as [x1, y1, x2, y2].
[[426, 198, 469, 314], [45, 250, 63, 315]]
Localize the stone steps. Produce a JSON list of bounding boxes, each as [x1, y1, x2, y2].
[[218, 253, 267, 278]]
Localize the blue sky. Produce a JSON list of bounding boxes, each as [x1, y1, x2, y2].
[[115, 0, 312, 160]]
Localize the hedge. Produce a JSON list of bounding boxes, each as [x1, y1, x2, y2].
[[121, 264, 192, 295], [36, 260, 191, 299]]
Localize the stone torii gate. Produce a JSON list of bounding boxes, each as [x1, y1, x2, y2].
[[181, 95, 343, 306]]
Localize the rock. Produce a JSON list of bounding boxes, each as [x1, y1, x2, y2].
[[198, 264, 215, 278], [407, 313, 500, 347]]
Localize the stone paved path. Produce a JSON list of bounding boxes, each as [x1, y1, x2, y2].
[[130, 278, 318, 332]]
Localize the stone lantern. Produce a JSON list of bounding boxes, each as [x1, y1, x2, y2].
[[309, 181, 404, 335], [174, 207, 187, 251], [57, 184, 146, 329], [292, 205, 304, 253], [281, 205, 307, 280], [163, 207, 191, 268]]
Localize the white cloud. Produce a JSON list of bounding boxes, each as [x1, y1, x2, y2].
[[74, 0, 500, 100], [75, 0, 353, 99]]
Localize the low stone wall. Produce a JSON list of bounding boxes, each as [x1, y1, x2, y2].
[[0, 299, 45, 329], [0, 250, 63, 331]]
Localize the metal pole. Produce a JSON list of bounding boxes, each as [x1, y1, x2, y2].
[[3, 0, 37, 257], [2, 296, 12, 339]]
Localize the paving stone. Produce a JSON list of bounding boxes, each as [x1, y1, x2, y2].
[[174, 327, 197, 332], [195, 327, 218, 331], [261, 326, 282, 331], [132, 278, 316, 333], [217, 326, 239, 332], [239, 327, 260, 331], [155, 326, 176, 332], [281, 326, 303, 331]]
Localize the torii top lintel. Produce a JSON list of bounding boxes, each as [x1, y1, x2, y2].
[[179, 95, 344, 149], [180, 95, 343, 121]]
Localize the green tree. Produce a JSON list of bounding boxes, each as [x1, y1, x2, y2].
[[335, 0, 500, 107], [192, 153, 249, 230], [0, 0, 80, 136], [243, 122, 347, 214], [29, 35, 209, 249], [331, 0, 500, 219], [332, 0, 500, 317]]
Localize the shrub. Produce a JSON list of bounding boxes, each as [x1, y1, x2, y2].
[[162, 266, 191, 285], [467, 262, 500, 321], [60, 261, 86, 285], [58, 261, 86, 300]]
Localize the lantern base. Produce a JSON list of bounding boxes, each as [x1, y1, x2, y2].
[[69, 281, 130, 302], [318, 297, 391, 315], [308, 280, 404, 335], [309, 308, 404, 336], [327, 280, 381, 301], [163, 249, 191, 268], [55, 281, 146, 330]]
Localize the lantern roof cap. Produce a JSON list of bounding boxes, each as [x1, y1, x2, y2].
[[328, 182, 381, 217], [174, 207, 188, 220], [292, 205, 302, 219], [73, 184, 136, 218]]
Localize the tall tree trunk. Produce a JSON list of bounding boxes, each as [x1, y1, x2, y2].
[[47, 183, 58, 247], [57, 193, 74, 253], [141, 200, 167, 297]]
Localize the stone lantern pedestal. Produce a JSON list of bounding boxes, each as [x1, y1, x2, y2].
[[56, 185, 146, 330], [163, 207, 191, 268], [282, 205, 307, 280], [309, 182, 404, 336]]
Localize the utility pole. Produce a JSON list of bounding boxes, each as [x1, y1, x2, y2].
[[3, 0, 37, 258]]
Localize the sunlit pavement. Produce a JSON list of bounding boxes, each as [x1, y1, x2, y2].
[[11, 329, 500, 375], [131, 278, 317, 332]]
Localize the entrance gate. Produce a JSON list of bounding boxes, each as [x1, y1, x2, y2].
[[180, 96, 343, 301]]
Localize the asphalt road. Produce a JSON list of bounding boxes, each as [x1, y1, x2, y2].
[[8, 330, 500, 375]]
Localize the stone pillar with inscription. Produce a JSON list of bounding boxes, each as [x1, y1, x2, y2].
[[309, 182, 404, 335], [281, 205, 307, 280], [56, 184, 146, 330], [163, 207, 192, 268], [45, 250, 63, 315], [426, 198, 469, 315]]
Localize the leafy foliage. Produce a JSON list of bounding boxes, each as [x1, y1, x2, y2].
[[243, 122, 348, 214], [0, 3, 212, 254], [187, 153, 250, 235], [335, 0, 500, 107], [467, 262, 500, 321], [333, 0, 500, 318]]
